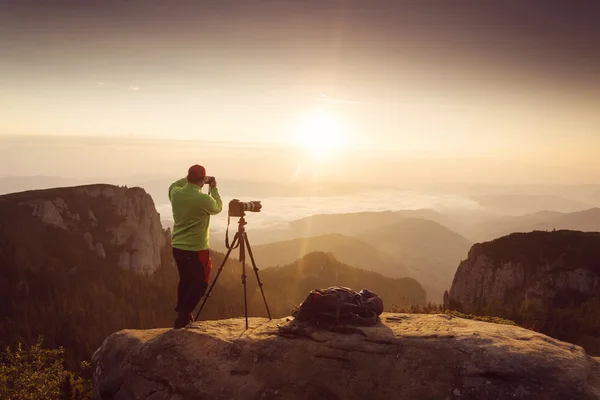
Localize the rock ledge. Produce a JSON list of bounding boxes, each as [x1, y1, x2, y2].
[[92, 313, 600, 400]]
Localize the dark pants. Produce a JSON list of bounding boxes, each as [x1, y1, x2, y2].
[[172, 248, 213, 318]]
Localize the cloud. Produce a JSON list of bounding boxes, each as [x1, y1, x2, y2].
[[129, 86, 140, 91]]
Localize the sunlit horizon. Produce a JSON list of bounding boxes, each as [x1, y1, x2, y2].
[[1, 1, 599, 186]]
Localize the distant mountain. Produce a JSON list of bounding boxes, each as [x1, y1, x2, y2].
[[466, 208, 600, 242], [229, 233, 412, 278], [232, 211, 472, 302], [250, 251, 427, 317], [235, 211, 405, 245], [287, 211, 401, 237], [525, 208, 600, 232], [472, 194, 593, 215], [358, 218, 473, 303], [394, 208, 490, 239], [244, 209, 466, 245], [465, 210, 563, 241], [395, 208, 448, 222], [360, 218, 472, 262]]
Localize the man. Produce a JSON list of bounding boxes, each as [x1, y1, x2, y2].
[[168, 164, 223, 329]]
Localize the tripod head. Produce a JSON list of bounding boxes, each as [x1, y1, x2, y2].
[[225, 214, 248, 250]]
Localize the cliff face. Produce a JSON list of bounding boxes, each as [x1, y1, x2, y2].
[[444, 230, 600, 354], [92, 314, 600, 400], [0, 184, 175, 365], [0, 184, 168, 274]]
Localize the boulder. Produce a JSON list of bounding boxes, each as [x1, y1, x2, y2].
[[92, 313, 600, 400]]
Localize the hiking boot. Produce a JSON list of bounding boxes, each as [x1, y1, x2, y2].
[[173, 316, 186, 329], [173, 313, 194, 329]]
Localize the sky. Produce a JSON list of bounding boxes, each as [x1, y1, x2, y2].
[[1, 0, 599, 185]]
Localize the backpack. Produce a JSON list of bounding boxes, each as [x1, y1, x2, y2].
[[291, 286, 384, 327]]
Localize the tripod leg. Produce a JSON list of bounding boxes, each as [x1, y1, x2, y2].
[[239, 230, 249, 329], [194, 234, 238, 321], [244, 232, 272, 320]]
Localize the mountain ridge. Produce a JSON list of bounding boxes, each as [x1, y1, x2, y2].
[[215, 232, 413, 278], [251, 251, 427, 316]]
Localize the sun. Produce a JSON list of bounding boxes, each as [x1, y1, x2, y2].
[[294, 110, 346, 157]]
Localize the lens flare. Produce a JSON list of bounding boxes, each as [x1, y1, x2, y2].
[[294, 110, 346, 157]]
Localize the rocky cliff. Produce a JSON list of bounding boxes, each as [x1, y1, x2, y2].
[[92, 313, 600, 400], [444, 230, 600, 355], [0, 184, 175, 365], [0, 184, 168, 274]]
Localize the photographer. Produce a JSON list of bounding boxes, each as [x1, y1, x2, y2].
[[168, 164, 223, 329]]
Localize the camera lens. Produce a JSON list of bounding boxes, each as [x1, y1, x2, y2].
[[242, 201, 261, 212]]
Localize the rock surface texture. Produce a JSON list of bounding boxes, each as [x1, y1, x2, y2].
[[0, 184, 168, 274], [92, 313, 600, 400], [445, 231, 600, 313], [444, 230, 600, 355]]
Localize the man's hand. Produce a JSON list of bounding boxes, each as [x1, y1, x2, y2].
[[209, 177, 217, 188]]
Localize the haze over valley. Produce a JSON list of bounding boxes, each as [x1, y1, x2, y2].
[[3, 173, 599, 304]]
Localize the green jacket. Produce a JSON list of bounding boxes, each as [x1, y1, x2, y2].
[[168, 178, 223, 251]]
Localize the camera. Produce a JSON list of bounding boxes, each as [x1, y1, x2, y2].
[[229, 199, 262, 217], [203, 176, 215, 184]]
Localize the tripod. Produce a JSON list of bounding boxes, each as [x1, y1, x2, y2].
[[194, 213, 271, 329]]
